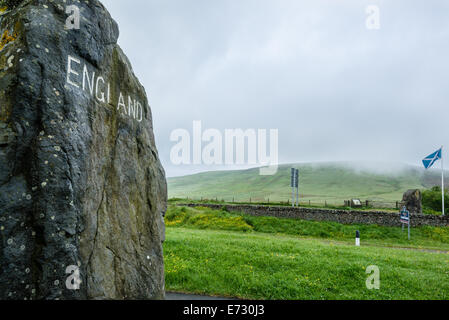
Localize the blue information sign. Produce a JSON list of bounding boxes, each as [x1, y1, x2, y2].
[[400, 206, 410, 225]]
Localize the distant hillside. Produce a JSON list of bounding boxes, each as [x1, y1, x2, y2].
[[167, 162, 446, 205]]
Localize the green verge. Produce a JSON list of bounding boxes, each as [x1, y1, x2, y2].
[[165, 205, 449, 250], [164, 206, 449, 299], [164, 228, 449, 300]]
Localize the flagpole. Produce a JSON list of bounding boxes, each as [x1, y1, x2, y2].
[[442, 146, 445, 216]]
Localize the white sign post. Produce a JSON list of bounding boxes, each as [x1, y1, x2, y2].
[[295, 169, 299, 207], [291, 168, 294, 207], [291, 168, 299, 207]]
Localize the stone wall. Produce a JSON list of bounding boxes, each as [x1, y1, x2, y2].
[[181, 204, 449, 227]]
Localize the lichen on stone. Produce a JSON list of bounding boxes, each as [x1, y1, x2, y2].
[[0, 29, 17, 51]]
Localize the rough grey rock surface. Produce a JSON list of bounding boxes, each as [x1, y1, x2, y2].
[[402, 189, 422, 214], [0, 0, 167, 300]]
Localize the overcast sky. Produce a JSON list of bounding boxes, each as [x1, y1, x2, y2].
[[101, 0, 449, 177]]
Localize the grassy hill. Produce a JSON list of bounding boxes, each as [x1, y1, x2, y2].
[[167, 162, 445, 205]]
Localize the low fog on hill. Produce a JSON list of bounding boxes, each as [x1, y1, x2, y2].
[[103, 0, 449, 178], [168, 161, 446, 203]]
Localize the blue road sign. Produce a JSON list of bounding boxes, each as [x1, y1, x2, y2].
[[400, 206, 410, 225]]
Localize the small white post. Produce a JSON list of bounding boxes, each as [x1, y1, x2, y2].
[[356, 231, 360, 246]]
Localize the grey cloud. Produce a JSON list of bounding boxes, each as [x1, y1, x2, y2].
[[102, 0, 449, 177]]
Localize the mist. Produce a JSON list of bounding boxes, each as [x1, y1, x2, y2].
[[101, 0, 449, 177]]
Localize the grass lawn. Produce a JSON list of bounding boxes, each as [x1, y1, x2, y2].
[[164, 206, 449, 299], [164, 228, 449, 300]]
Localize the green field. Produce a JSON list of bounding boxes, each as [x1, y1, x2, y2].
[[165, 206, 449, 250], [164, 206, 449, 300], [168, 162, 444, 205]]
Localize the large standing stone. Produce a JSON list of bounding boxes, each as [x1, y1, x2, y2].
[[0, 0, 167, 300], [402, 189, 422, 214]]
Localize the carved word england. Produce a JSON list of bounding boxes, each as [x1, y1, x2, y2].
[[66, 55, 144, 122]]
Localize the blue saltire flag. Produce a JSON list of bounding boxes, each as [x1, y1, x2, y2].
[[422, 148, 442, 169]]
